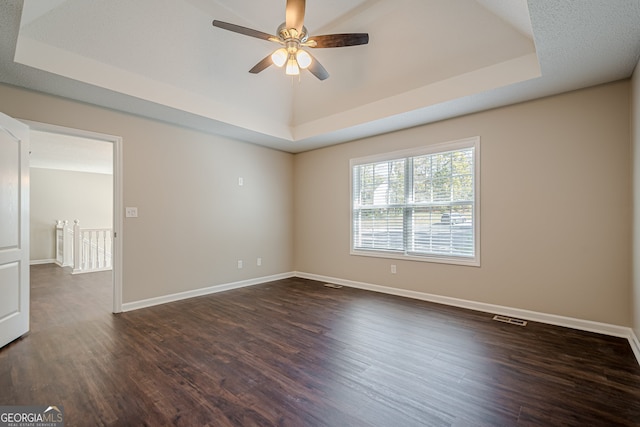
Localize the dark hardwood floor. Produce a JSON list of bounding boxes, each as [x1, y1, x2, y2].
[[1, 264, 639, 426]]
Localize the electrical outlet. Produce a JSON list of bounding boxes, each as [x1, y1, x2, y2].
[[257, 257, 262, 266], [125, 207, 138, 218], [391, 264, 397, 274], [237, 260, 243, 269]]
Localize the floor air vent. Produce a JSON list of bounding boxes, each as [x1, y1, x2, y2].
[[492, 315, 527, 326], [324, 283, 343, 289]]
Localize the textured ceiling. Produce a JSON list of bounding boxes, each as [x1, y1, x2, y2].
[[1, 1, 640, 153]]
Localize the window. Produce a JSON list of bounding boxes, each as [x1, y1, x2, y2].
[[351, 137, 480, 266]]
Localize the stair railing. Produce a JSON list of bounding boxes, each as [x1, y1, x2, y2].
[[55, 219, 112, 274]]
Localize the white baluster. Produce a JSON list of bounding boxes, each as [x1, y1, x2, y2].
[[106, 230, 112, 268], [64, 220, 72, 267], [102, 230, 106, 268], [55, 220, 63, 266], [73, 220, 81, 273], [88, 231, 94, 269], [93, 231, 97, 268], [81, 230, 86, 270]]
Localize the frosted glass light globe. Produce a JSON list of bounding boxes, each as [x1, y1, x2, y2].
[[296, 50, 312, 69], [271, 48, 288, 67]]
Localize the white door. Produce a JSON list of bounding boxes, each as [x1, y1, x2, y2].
[[0, 113, 29, 349]]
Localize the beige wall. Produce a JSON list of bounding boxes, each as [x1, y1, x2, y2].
[[30, 168, 112, 261], [0, 83, 294, 304], [1, 80, 634, 326], [632, 58, 640, 337], [294, 81, 631, 326]]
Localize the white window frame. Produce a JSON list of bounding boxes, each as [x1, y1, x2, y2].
[[350, 136, 480, 267]]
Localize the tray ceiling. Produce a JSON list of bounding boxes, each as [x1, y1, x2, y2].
[[1, 0, 640, 152]]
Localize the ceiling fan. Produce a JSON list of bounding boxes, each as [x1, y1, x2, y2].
[[212, 0, 369, 81]]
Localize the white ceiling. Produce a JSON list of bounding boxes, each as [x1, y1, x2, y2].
[[1, 0, 639, 154], [30, 130, 113, 175]]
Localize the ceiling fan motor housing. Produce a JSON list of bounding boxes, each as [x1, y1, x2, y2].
[[277, 22, 309, 43]]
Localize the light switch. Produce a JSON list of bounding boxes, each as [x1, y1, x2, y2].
[[238, 177, 244, 186], [125, 207, 138, 218]]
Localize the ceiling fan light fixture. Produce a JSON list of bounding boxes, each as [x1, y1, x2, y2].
[[212, 0, 369, 80], [296, 49, 312, 69], [271, 48, 288, 67], [285, 55, 300, 76]]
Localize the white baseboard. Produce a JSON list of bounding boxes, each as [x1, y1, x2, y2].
[[30, 259, 56, 265], [295, 271, 640, 365], [630, 330, 640, 364], [121, 272, 296, 312], [117, 269, 640, 366]]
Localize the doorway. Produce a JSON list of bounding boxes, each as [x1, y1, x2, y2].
[[23, 120, 123, 313]]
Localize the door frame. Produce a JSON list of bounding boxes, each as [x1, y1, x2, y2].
[[22, 120, 123, 313]]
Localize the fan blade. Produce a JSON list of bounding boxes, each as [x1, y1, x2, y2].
[[306, 52, 329, 81], [213, 20, 276, 42], [249, 55, 273, 74], [285, 0, 306, 35], [307, 33, 369, 48]]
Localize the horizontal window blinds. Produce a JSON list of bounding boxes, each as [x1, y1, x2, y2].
[[352, 139, 478, 264]]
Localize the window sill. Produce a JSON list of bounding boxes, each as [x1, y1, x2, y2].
[[350, 249, 480, 267]]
